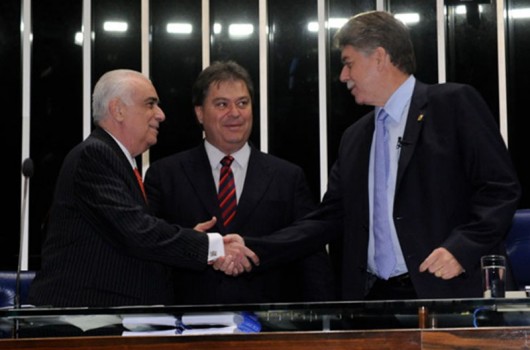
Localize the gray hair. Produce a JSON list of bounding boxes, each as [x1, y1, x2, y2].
[[92, 69, 147, 124], [333, 11, 416, 75]]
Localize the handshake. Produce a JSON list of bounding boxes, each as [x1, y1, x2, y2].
[[194, 217, 259, 277], [216, 234, 259, 276]]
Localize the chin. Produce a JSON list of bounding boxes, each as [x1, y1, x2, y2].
[[148, 137, 158, 146], [354, 95, 366, 105]]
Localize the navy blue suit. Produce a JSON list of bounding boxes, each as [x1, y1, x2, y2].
[[246, 81, 521, 300], [144, 144, 335, 304]]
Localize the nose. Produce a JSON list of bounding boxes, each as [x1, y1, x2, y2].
[[228, 102, 241, 117], [339, 66, 349, 83], [155, 105, 166, 121]]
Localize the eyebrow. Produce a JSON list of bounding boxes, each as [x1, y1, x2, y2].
[[211, 97, 228, 102], [144, 96, 159, 104], [212, 95, 250, 101]]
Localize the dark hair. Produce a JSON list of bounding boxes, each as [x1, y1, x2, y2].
[[192, 60, 254, 106], [333, 11, 416, 74]]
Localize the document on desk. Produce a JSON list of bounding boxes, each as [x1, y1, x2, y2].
[[24, 314, 123, 332], [59, 315, 123, 332], [182, 311, 259, 327], [122, 313, 178, 331], [121, 311, 261, 336]]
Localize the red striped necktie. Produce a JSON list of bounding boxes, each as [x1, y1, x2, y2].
[[218, 155, 237, 227], [133, 167, 147, 202]]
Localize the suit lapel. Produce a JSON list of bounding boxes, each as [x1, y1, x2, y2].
[[92, 127, 131, 169], [92, 127, 147, 205], [182, 146, 223, 221], [396, 81, 428, 189], [229, 148, 272, 229], [181, 145, 272, 231]]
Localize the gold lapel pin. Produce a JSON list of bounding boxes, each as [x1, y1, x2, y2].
[[417, 114, 424, 122]]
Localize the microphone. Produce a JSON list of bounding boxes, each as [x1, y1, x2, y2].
[[397, 137, 411, 149], [22, 158, 34, 178], [16, 158, 33, 310]]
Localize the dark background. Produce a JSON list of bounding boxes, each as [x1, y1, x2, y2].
[[2, 0, 528, 272]]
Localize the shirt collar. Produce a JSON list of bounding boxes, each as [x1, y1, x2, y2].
[[376, 75, 416, 123], [204, 140, 250, 169]]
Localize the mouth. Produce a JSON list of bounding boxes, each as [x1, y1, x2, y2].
[[225, 123, 242, 130]]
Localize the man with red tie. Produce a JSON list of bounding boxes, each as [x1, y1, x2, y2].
[[145, 61, 335, 304]]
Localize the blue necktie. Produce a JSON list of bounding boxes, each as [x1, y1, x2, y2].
[[373, 109, 396, 279]]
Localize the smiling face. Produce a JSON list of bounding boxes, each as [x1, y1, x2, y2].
[[339, 45, 384, 106], [195, 79, 252, 155]]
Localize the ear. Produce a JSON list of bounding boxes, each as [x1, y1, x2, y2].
[[374, 47, 390, 68], [109, 98, 125, 122], [194, 106, 204, 124], [376, 47, 391, 62]]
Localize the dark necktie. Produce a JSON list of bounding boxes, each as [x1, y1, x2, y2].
[[373, 109, 396, 279], [133, 167, 147, 202], [218, 155, 237, 227]]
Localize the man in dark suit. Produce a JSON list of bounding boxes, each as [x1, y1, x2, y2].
[[242, 11, 521, 300], [28, 69, 257, 307], [144, 61, 335, 304]]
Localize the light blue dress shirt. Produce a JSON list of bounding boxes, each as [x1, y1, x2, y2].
[[367, 75, 416, 278]]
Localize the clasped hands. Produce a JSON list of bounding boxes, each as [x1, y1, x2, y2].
[[194, 217, 259, 277]]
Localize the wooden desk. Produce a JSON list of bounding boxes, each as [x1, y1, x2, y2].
[[1, 327, 529, 350]]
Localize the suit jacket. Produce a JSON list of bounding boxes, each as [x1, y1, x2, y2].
[[246, 81, 521, 300], [28, 127, 210, 307], [144, 144, 336, 304]]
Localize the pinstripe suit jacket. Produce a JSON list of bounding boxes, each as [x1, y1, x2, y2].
[[28, 127, 209, 307]]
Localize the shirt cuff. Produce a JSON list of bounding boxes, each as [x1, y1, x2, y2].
[[206, 233, 225, 262]]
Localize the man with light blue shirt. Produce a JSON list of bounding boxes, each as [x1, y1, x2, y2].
[[244, 10, 520, 300]]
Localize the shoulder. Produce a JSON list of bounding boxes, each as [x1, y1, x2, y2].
[[412, 81, 488, 114], [58, 133, 130, 182], [75, 132, 119, 165], [251, 148, 303, 172], [419, 81, 481, 100], [149, 146, 201, 169], [78, 127, 126, 162]]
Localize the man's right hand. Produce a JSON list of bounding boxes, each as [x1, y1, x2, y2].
[[212, 234, 259, 276]]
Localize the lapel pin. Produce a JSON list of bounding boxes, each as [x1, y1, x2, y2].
[[417, 114, 424, 122]]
